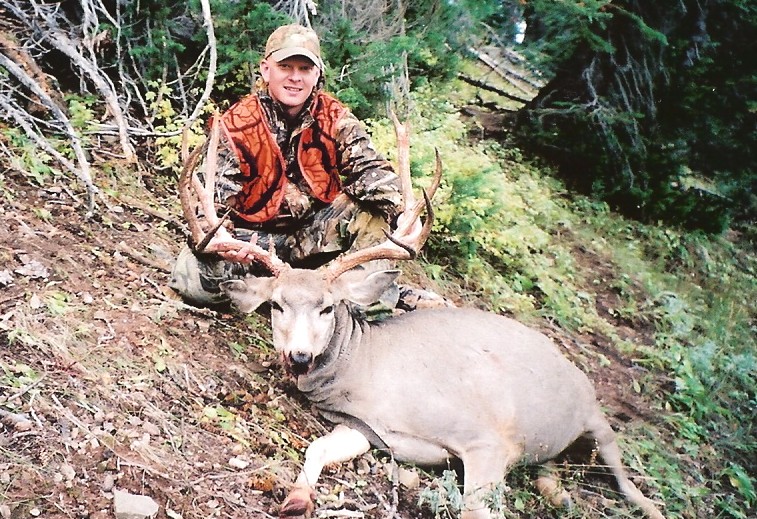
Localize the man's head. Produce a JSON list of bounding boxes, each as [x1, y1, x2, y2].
[[264, 24, 324, 70], [261, 24, 324, 117]]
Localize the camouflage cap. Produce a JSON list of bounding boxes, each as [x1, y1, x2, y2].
[[265, 24, 324, 69]]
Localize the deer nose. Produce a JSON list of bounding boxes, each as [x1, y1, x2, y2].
[[289, 351, 313, 374]]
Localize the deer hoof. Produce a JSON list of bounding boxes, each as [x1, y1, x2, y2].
[[534, 475, 572, 508], [279, 485, 316, 518]]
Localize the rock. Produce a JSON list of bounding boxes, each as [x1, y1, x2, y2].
[[113, 489, 159, 519], [397, 467, 420, 489], [228, 456, 249, 469], [355, 457, 371, 475], [102, 474, 115, 492], [0, 269, 13, 286], [14, 256, 49, 279], [59, 463, 76, 481]]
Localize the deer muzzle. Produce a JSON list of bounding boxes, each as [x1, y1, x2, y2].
[[287, 351, 314, 376]]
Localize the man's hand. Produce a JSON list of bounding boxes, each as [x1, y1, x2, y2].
[[313, 193, 355, 223], [205, 227, 262, 264]]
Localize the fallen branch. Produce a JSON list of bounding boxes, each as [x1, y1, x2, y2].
[[467, 46, 543, 95], [457, 73, 531, 104], [114, 194, 185, 232], [116, 241, 172, 274]]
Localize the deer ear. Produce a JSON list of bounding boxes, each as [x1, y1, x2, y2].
[[220, 277, 274, 313], [334, 269, 401, 306]]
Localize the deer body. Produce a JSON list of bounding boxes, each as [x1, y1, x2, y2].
[[303, 306, 597, 465], [221, 269, 665, 519]]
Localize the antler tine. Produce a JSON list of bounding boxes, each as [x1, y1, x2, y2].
[[324, 114, 442, 281], [178, 112, 287, 275], [389, 109, 414, 211], [178, 137, 209, 248], [323, 186, 437, 281], [401, 148, 442, 226]]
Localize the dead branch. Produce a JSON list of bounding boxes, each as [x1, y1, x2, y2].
[[273, 0, 318, 27], [4, 0, 136, 163], [116, 241, 172, 274], [457, 73, 531, 105], [319, 1, 406, 43], [37, 27, 136, 163], [468, 46, 543, 95], [0, 31, 65, 113], [183, 0, 217, 130]]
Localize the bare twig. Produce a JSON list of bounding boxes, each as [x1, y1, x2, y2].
[[0, 374, 46, 404], [272, 0, 318, 27]]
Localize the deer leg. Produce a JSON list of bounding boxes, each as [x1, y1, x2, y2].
[[459, 445, 518, 519], [280, 424, 371, 518], [587, 413, 666, 519]]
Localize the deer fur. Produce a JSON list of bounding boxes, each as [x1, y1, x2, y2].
[[220, 268, 665, 519]]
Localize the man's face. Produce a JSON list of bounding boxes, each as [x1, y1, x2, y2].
[[260, 56, 320, 117]]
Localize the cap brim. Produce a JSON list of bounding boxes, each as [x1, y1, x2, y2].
[[269, 48, 324, 69]]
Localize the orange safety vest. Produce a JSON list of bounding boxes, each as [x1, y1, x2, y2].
[[219, 92, 347, 223]]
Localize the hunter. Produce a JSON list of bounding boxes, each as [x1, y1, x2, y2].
[[170, 24, 429, 314]]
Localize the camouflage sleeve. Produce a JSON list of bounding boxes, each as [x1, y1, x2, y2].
[[336, 111, 403, 221], [212, 139, 244, 211]]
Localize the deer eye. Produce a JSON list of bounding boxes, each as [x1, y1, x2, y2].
[[269, 301, 283, 313], [320, 305, 334, 316]]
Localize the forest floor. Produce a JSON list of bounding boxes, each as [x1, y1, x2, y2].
[[1, 143, 670, 519]]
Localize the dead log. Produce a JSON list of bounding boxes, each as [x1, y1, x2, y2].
[[457, 73, 531, 105]]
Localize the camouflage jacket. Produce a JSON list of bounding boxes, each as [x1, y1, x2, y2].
[[213, 90, 402, 232]]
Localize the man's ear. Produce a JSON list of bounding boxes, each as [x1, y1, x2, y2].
[[220, 277, 274, 313], [259, 59, 271, 83], [333, 269, 401, 306]]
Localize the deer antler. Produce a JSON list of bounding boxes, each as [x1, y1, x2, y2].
[[389, 109, 414, 212], [178, 112, 286, 274], [324, 112, 442, 281]]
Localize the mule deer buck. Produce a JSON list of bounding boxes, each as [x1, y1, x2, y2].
[[180, 115, 665, 519]]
